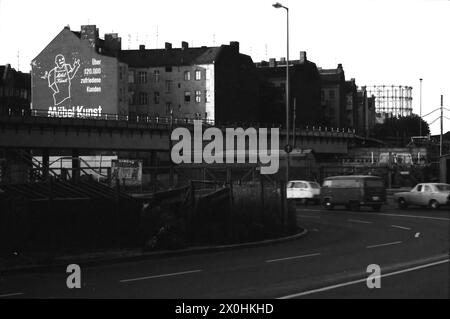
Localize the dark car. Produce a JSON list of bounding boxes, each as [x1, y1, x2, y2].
[[320, 175, 386, 211]]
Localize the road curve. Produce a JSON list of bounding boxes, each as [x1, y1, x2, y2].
[[0, 204, 448, 298]]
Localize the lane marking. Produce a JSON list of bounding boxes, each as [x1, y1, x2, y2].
[[278, 258, 450, 299], [391, 225, 412, 230], [415, 232, 421, 238], [366, 241, 402, 249], [362, 213, 449, 222], [120, 269, 203, 283], [0, 292, 24, 298], [348, 219, 373, 224], [266, 253, 321, 263]]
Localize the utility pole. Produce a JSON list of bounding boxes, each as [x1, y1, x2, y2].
[[419, 78, 423, 136], [440, 95, 443, 157]]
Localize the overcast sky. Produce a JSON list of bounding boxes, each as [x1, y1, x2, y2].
[[0, 0, 448, 134]]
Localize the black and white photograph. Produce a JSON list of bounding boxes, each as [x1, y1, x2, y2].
[[0, 0, 449, 305]]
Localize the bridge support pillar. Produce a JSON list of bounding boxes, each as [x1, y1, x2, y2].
[[42, 149, 50, 180], [72, 149, 80, 182]]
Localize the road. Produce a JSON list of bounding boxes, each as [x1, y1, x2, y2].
[[0, 201, 449, 299]]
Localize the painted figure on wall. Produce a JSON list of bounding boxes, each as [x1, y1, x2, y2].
[[48, 54, 80, 105]]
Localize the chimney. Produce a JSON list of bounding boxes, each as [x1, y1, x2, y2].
[[181, 41, 189, 49], [81, 25, 99, 48], [104, 33, 121, 56], [139, 44, 146, 50], [229, 41, 240, 53], [165, 42, 172, 50], [269, 58, 276, 67], [299, 51, 307, 63]]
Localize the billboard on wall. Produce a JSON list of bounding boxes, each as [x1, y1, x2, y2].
[[31, 28, 120, 118], [111, 159, 143, 186]]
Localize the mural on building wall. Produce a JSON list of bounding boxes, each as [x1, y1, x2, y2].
[[31, 29, 120, 118], [48, 54, 80, 105]]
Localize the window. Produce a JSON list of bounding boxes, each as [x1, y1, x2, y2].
[[329, 90, 335, 99], [166, 103, 172, 114], [139, 92, 148, 105], [195, 70, 202, 80], [154, 92, 160, 104], [153, 70, 160, 83], [138, 71, 147, 84], [165, 80, 172, 93], [184, 71, 191, 81], [195, 90, 201, 103], [323, 179, 361, 188], [165, 66, 173, 72], [119, 88, 123, 102], [366, 180, 384, 188], [119, 66, 123, 80], [416, 185, 423, 192], [184, 91, 191, 103], [423, 185, 432, 193], [321, 90, 325, 102], [128, 71, 135, 84]]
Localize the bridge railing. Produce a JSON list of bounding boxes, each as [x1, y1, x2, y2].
[[3, 108, 355, 135]]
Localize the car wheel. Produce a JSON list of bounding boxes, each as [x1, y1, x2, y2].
[[398, 198, 408, 209], [429, 200, 440, 210]]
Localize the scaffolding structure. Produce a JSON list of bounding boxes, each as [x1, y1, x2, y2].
[[366, 85, 413, 119]]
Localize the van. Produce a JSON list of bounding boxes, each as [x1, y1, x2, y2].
[[320, 175, 386, 211]]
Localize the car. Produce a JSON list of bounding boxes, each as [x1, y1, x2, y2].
[[320, 175, 386, 211], [394, 183, 450, 209], [287, 180, 321, 204]]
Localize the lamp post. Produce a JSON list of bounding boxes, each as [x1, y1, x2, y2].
[[419, 78, 423, 137], [272, 2, 290, 183]]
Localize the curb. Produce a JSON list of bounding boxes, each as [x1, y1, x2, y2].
[[0, 228, 308, 274]]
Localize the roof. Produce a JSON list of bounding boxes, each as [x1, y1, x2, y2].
[[119, 46, 223, 68]]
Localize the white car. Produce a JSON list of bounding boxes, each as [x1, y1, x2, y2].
[[287, 180, 321, 204], [394, 183, 450, 209]]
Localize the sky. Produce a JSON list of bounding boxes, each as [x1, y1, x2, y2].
[[0, 0, 448, 134]]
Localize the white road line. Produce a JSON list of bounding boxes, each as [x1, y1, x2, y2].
[[278, 259, 450, 299], [266, 253, 321, 263], [415, 232, 421, 238], [348, 219, 373, 224], [364, 213, 449, 222], [391, 225, 412, 230], [120, 269, 203, 283], [366, 241, 402, 249], [0, 292, 24, 298]]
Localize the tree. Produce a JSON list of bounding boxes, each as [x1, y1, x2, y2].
[[372, 115, 430, 144]]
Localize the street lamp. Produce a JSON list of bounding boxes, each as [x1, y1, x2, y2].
[[419, 78, 423, 137], [272, 2, 290, 183]]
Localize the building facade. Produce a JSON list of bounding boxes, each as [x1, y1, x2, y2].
[[31, 25, 258, 124], [256, 51, 323, 127], [319, 64, 347, 128], [0, 64, 31, 115]]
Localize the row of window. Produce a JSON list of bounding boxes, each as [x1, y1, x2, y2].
[[128, 69, 211, 84], [130, 90, 211, 106], [0, 86, 29, 99]]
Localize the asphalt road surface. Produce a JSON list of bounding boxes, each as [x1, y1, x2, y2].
[[0, 201, 449, 299]]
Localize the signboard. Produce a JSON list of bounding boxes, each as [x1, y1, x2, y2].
[[111, 159, 143, 186], [31, 28, 120, 118]]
